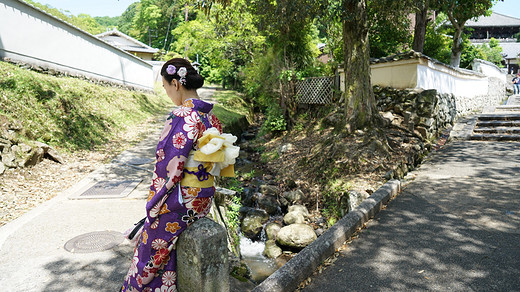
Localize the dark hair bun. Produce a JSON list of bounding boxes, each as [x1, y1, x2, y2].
[[160, 58, 204, 90], [185, 73, 204, 90]]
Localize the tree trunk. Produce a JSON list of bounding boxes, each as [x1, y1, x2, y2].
[[450, 26, 463, 67], [342, 0, 381, 131], [447, 11, 465, 68], [412, 3, 428, 53]]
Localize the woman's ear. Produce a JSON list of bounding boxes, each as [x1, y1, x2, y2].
[[172, 79, 180, 91]]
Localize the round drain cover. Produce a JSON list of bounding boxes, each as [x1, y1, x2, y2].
[[64, 231, 125, 253]]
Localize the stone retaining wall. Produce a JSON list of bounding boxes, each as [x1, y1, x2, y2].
[[374, 75, 506, 140]]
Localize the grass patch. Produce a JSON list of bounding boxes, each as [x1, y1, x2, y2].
[[212, 89, 250, 116], [211, 89, 251, 127], [0, 61, 170, 151]]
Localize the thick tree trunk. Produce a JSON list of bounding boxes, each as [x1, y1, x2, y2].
[[342, 0, 380, 131], [412, 4, 428, 53]]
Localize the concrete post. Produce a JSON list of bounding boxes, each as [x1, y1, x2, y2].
[[177, 217, 229, 292]]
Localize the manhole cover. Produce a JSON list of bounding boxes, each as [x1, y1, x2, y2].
[[75, 179, 142, 199], [64, 231, 125, 253]]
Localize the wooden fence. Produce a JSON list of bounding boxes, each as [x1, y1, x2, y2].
[[295, 76, 338, 104]]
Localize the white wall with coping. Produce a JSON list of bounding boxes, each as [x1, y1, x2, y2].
[[0, 0, 153, 90], [472, 58, 507, 83], [371, 58, 490, 98], [367, 54, 506, 117]]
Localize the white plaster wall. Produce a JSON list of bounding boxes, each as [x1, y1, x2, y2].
[[371, 61, 418, 89], [0, 0, 153, 90], [472, 59, 507, 83], [416, 62, 488, 98]]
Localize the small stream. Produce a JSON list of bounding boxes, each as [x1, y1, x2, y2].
[[239, 235, 279, 282], [231, 126, 282, 283]]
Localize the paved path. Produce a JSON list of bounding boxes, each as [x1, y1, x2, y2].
[[0, 87, 244, 292], [302, 140, 520, 291]]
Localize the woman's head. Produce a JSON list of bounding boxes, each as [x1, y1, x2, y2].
[[160, 58, 204, 90]]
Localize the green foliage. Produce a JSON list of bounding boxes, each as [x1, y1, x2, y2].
[[249, 0, 322, 70], [119, 0, 183, 50], [321, 179, 352, 226], [259, 105, 287, 135], [436, 0, 497, 67], [243, 48, 280, 108], [423, 14, 452, 63], [25, 0, 105, 34], [169, 1, 265, 87], [477, 38, 504, 66], [0, 61, 170, 150], [260, 149, 280, 163], [118, 2, 139, 35], [132, 0, 163, 45], [213, 90, 250, 116], [367, 1, 413, 58], [94, 16, 120, 29]]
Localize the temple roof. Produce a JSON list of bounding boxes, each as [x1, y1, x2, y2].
[[500, 42, 520, 60], [466, 12, 520, 27]]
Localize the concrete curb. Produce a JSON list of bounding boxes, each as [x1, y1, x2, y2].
[[252, 179, 401, 292]]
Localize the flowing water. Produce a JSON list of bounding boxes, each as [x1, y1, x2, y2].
[[239, 235, 279, 282]]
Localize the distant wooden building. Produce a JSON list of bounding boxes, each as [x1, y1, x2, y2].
[[466, 12, 520, 74], [96, 29, 159, 61]]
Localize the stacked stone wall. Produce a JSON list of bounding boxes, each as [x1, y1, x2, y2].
[[374, 76, 506, 140]]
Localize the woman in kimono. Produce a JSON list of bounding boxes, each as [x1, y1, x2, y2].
[[121, 58, 237, 292]]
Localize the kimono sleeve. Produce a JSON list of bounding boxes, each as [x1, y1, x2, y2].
[[146, 111, 198, 219]]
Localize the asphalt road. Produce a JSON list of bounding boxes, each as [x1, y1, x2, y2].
[[302, 141, 520, 292]]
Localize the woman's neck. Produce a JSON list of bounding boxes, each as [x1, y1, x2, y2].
[[180, 90, 199, 104]]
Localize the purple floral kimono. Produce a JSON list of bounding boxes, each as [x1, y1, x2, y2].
[[122, 98, 223, 292]]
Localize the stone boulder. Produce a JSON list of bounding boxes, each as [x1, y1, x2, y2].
[[263, 239, 282, 259], [259, 185, 278, 196], [340, 190, 370, 216], [241, 209, 269, 240], [282, 189, 304, 204], [276, 223, 317, 249], [283, 211, 305, 225], [265, 222, 282, 240], [288, 205, 309, 218], [256, 195, 280, 215], [1, 151, 16, 168], [34, 141, 65, 163]]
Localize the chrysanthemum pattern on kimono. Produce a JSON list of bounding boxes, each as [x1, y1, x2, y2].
[[121, 98, 222, 292]]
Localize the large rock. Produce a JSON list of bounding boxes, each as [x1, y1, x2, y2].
[[34, 141, 65, 163], [241, 209, 269, 240], [282, 190, 304, 204], [340, 190, 370, 215], [0, 161, 5, 175], [287, 205, 309, 218], [259, 185, 278, 196], [276, 223, 317, 249], [257, 195, 280, 215], [263, 239, 282, 259], [265, 222, 282, 240], [20, 147, 45, 167], [1, 151, 16, 168], [283, 212, 305, 225]]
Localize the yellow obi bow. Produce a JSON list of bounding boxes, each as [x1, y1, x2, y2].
[[193, 128, 240, 177]]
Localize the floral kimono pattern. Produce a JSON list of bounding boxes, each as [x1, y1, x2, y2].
[[122, 99, 223, 292]]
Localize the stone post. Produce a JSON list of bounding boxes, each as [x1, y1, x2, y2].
[[177, 217, 229, 292]]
